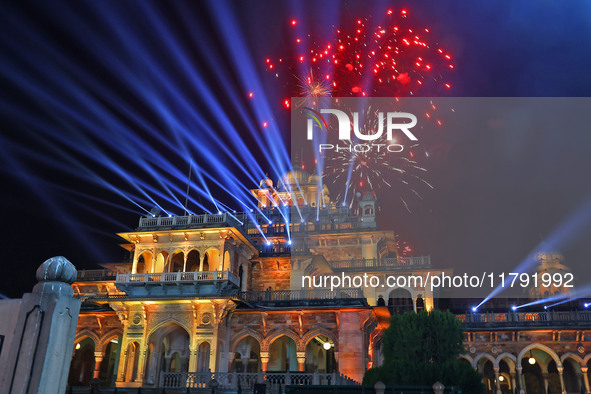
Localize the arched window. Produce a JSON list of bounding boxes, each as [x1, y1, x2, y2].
[[124, 342, 140, 383], [154, 251, 168, 273], [388, 288, 413, 314], [170, 352, 182, 373], [186, 250, 200, 271], [68, 337, 95, 386], [232, 336, 261, 373], [137, 251, 153, 274], [563, 358, 581, 393], [204, 249, 220, 271], [197, 342, 211, 372], [98, 336, 121, 386], [268, 336, 297, 371], [169, 251, 184, 272], [304, 335, 336, 373], [144, 323, 190, 384]]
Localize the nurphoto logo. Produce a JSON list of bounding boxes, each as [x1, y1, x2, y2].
[[304, 106, 418, 153]]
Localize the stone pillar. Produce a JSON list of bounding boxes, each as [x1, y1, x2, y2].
[[0, 257, 81, 394], [199, 254, 205, 272], [517, 366, 525, 394], [297, 352, 306, 372], [260, 352, 269, 371], [581, 366, 590, 393], [136, 341, 147, 382], [557, 366, 566, 394], [227, 352, 236, 372], [124, 349, 134, 382], [132, 256, 139, 274], [116, 346, 127, 382], [543, 373, 550, 393], [337, 312, 365, 383], [494, 367, 501, 394], [210, 327, 219, 372], [93, 351, 104, 379], [219, 241, 226, 271], [189, 345, 198, 373], [510, 372, 517, 394], [183, 254, 188, 273], [145, 348, 159, 385]]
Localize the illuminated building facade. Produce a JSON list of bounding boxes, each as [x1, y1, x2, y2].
[[70, 170, 591, 393]]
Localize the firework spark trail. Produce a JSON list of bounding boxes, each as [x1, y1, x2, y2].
[[261, 8, 456, 212], [319, 105, 435, 211], [266, 9, 454, 104]]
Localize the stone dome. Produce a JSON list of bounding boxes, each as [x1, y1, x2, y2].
[[259, 176, 274, 188], [281, 169, 310, 186], [308, 173, 321, 184], [361, 192, 376, 201], [36, 256, 77, 284]]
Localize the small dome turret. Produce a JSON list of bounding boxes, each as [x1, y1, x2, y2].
[[259, 175, 274, 188]]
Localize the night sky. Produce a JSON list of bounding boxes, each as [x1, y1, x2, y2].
[[1, 1, 591, 298]]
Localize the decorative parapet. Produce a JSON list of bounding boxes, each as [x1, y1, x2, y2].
[[328, 256, 431, 271], [457, 311, 591, 328], [114, 270, 240, 297]]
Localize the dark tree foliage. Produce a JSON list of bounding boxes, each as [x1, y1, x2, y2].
[[363, 310, 483, 394]]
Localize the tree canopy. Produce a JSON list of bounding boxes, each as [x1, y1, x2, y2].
[[363, 309, 483, 394]]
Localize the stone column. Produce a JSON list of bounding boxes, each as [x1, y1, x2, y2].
[[260, 352, 269, 371], [297, 351, 306, 372], [132, 256, 139, 274], [581, 366, 590, 393], [136, 341, 147, 382], [227, 352, 236, 372], [199, 254, 205, 272], [93, 351, 104, 379], [557, 366, 566, 394], [517, 366, 525, 394], [210, 327, 219, 372], [116, 346, 127, 382], [145, 348, 159, 385], [543, 373, 550, 393], [494, 367, 501, 394], [510, 372, 517, 394], [124, 349, 134, 382], [189, 345, 198, 373], [337, 312, 365, 382], [0, 256, 81, 394], [219, 240, 226, 271]]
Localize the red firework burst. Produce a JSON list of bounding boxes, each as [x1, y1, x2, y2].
[[265, 9, 454, 99]]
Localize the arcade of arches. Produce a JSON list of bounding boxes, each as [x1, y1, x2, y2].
[[70, 301, 591, 392], [230, 334, 336, 374], [69, 334, 122, 387], [462, 340, 591, 394], [133, 248, 226, 274]]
